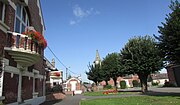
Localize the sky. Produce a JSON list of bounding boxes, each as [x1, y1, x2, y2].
[[41, 0, 175, 82]]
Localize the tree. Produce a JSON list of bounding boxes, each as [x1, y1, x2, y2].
[[155, 0, 180, 64], [102, 53, 125, 89], [86, 63, 103, 85], [67, 74, 72, 80], [120, 35, 164, 93]]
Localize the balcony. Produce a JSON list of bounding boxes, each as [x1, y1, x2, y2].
[[4, 31, 42, 67]]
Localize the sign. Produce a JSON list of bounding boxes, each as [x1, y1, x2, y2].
[[50, 71, 62, 78]]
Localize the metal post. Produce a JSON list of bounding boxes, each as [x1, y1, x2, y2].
[[66, 68, 68, 80]]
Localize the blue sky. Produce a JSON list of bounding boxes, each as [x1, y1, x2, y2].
[[41, 0, 174, 82]]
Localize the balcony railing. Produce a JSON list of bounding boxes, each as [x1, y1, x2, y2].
[[4, 31, 42, 67], [5, 31, 42, 54]]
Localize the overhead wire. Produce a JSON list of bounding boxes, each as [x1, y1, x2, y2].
[[47, 46, 78, 75]]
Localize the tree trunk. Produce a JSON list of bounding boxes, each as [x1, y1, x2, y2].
[[113, 78, 117, 90], [105, 80, 108, 86], [138, 73, 148, 93]]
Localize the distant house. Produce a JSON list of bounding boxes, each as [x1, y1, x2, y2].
[[100, 75, 139, 88], [44, 58, 63, 91], [82, 83, 92, 92], [64, 77, 82, 94], [151, 73, 169, 85]]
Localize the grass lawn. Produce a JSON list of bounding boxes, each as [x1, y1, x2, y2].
[[83, 91, 141, 96], [81, 96, 180, 105]]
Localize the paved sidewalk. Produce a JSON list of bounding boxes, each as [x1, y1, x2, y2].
[[41, 95, 83, 105]]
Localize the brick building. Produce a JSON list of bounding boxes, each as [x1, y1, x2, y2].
[[64, 77, 82, 94], [0, 0, 47, 104], [44, 58, 63, 92], [100, 75, 139, 88]]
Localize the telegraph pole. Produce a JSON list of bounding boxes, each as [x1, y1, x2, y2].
[[66, 68, 68, 80]]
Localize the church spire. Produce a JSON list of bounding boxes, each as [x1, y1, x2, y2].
[[94, 50, 101, 65]]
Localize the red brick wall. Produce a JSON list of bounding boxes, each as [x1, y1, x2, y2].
[[28, 0, 43, 33], [3, 72, 18, 104], [35, 78, 43, 97], [5, 4, 15, 31], [0, 30, 6, 57], [5, 52, 17, 67], [100, 75, 139, 87], [22, 76, 33, 101]]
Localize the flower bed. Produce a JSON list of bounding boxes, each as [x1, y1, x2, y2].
[[102, 89, 118, 95]]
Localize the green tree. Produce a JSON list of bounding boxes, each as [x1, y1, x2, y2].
[[67, 74, 72, 80], [155, 0, 180, 64], [86, 63, 103, 85], [101, 60, 111, 85], [120, 35, 163, 93], [102, 53, 124, 89]]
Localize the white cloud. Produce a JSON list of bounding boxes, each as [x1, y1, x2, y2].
[[69, 20, 76, 25], [73, 5, 88, 18], [69, 5, 100, 25]]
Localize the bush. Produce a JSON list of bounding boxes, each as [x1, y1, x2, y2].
[[132, 80, 140, 87], [163, 81, 176, 87], [152, 82, 159, 86], [104, 85, 112, 89], [120, 81, 126, 89], [52, 85, 63, 93]]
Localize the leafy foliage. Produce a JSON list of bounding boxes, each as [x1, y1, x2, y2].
[[86, 63, 103, 85], [132, 80, 140, 87], [155, 0, 180, 64], [120, 35, 164, 92], [104, 85, 112, 89], [101, 53, 125, 88], [120, 81, 126, 89]]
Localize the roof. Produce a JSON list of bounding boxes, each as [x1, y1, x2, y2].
[[84, 84, 92, 88], [152, 73, 168, 80], [65, 77, 81, 84]]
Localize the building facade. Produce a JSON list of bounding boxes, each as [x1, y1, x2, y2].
[[0, 0, 46, 104], [64, 77, 82, 94], [44, 58, 63, 93]]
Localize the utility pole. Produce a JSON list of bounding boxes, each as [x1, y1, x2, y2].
[[66, 68, 68, 80]]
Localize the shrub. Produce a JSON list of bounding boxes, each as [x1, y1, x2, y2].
[[104, 85, 112, 89], [152, 82, 159, 86], [163, 81, 176, 87], [132, 80, 140, 87], [52, 85, 63, 93], [120, 81, 126, 89]]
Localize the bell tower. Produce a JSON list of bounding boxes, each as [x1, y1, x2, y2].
[[94, 50, 101, 66]]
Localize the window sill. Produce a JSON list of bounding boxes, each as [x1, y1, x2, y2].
[[0, 21, 10, 33]]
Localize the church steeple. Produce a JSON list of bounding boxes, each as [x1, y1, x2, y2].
[[94, 50, 101, 65]]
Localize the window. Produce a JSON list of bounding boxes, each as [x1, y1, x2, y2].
[[0, 1, 6, 22], [15, 3, 29, 33], [16, 35, 20, 48]]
